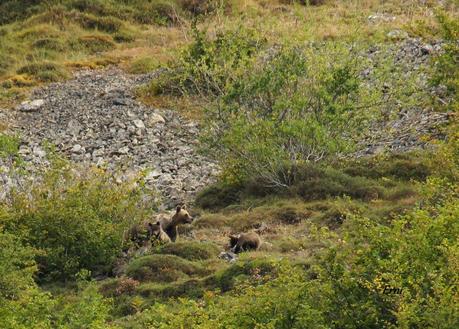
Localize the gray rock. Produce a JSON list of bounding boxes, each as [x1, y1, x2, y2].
[[118, 146, 130, 154], [71, 144, 83, 153], [133, 119, 145, 129], [17, 99, 45, 112], [387, 30, 409, 40], [148, 113, 166, 126], [219, 251, 238, 263], [33, 146, 46, 158]]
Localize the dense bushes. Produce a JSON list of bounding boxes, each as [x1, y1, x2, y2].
[[151, 25, 262, 98], [0, 161, 152, 282], [431, 10, 459, 111]]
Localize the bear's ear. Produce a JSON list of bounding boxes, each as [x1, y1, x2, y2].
[[182, 205, 187, 210], [156, 221, 161, 225], [148, 222, 153, 227], [176, 206, 182, 213]]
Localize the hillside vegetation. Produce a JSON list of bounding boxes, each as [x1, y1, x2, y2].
[[0, 1, 458, 328]]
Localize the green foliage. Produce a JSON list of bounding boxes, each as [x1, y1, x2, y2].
[[16, 61, 69, 82], [73, 35, 117, 53], [201, 42, 384, 185], [342, 152, 433, 181], [0, 231, 37, 300], [155, 241, 220, 261], [130, 188, 459, 328], [0, 0, 225, 26], [195, 182, 242, 210], [196, 163, 418, 210], [128, 57, 160, 74], [126, 254, 207, 282], [431, 11, 459, 111], [152, 25, 262, 98], [0, 162, 152, 282], [0, 134, 19, 158], [55, 284, 117, 329]]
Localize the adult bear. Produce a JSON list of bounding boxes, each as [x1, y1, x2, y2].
[[157, 206, 194, 242]]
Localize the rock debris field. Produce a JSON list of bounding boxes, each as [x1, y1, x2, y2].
[[2, 69, 219, 207]]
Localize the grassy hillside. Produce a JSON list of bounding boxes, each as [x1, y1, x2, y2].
[[0, 0, 455, 108], [1, 1, 458, 328]]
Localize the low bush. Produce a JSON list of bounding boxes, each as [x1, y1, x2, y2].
[[212, 257, 278, 292], [155, 241, 220, 261], [195, 183, 241, 210], [342, 153, 433, 181], [73, 35, 116, 53], [16, 61, 69, 82], [137, 278, 208, 300], [128, 57, 160, 74], [76, 12, 123, 33], [151, 25, 262, 98], [126, 255, 206, 282], [197, 163, 416, 211], [1, 160, 151, 282], [32, 37, 66, 51], [0, 134, 19, 159]]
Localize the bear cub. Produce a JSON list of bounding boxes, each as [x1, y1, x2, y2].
[[229, 232, 262, 253], [147, 221, 171, 243]]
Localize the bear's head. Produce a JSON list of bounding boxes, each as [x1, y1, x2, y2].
[[229, 234, 240, 250], [147, 221, 162, 238], [172, 206, 193, 224]]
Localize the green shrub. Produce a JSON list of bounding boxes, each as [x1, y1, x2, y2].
[[16, 62, 69, 82], [54, 284, 117, 329], [342, 153, 433, 181], [0, 134, 19, 159], [128, 57, 159, 74], [431, 11, 459, 111], [1, 161, 151, 282], [200, 42, 385, 185], [155, 241, 220, 261], [76, 13, 123, 33], [195, 182, 241, 210], [32, 37, 66, 51], [73, 35, 116, 53], [152, 25, 262, 97], [126, 255, 206, 282], [212, 257, 278, 292]]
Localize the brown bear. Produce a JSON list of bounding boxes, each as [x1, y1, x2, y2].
[[126, 220, 168, 247], [229, 232, 262, 253], [157, 206, 194, 242], [148, 221, 172, 243]]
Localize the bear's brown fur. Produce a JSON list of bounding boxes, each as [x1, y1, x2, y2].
[[158, 206, 194, 242], [229, 232, 262, 253], [148, 221, 172, 243]]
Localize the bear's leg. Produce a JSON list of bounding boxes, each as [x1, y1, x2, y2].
[[165, 226, 177, 242]]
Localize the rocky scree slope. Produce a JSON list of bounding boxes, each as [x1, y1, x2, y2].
[[1, 69, 219, 207]]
